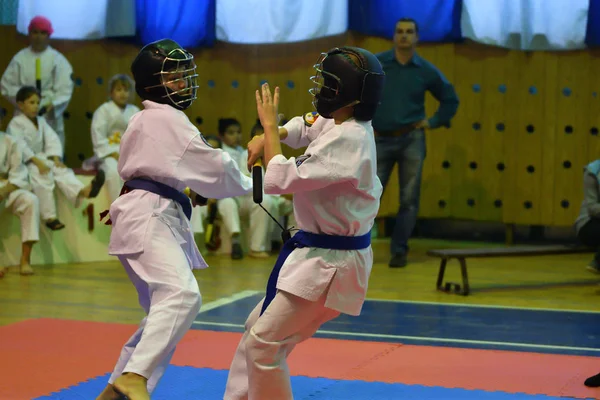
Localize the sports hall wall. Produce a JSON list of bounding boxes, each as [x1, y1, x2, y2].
[[0, 26, 597, 228]]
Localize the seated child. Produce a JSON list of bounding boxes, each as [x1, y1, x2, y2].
[[7, 86, 105, 230], [0, 116, 40, 276], [91, 74, 140, 202], [217, 118, 275, 259]]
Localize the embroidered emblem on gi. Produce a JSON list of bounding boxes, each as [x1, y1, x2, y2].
[[108, 131, 121, 145], [199, 133, 213, 148], [303, 112, 319, 127], [296, 154, 311, 167]]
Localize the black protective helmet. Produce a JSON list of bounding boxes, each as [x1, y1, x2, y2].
[[309, 46, 385, 121], [130, 38, 198, 110]]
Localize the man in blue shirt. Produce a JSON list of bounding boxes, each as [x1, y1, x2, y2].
[[373, 18, 459, 268]]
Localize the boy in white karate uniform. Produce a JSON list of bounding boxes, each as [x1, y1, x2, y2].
[[95, 39, 253, 400], [217, 118, 275, 259], [7, 86, 105, 230], [250, 119, 295, 249], [0, 16, 73, 150], [91, 74, 140, 202], [0, 119, 40, 277], [224, 46, 386, 400]]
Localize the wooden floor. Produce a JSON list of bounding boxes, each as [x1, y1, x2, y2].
[[1, 238, 599, 327]]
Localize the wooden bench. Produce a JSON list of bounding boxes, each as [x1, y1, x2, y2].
[[427, 245, 593, 296]]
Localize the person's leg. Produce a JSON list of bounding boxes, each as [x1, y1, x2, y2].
[[101, 157, 123, 202], [218, 197, 243, 259], [246, 195, 276, 257], [101, 216, 202, 399], [6, 189, 40, 275], [224, 298, 265, 400], [244, 291, 339, 400], [577, 219, 600, 273], [389, 130, 426, 267]]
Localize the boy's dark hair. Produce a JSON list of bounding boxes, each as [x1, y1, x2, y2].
[[397, 18, 419, 33], [218, 118, 241, 135], [204, 134, 222, 148], [250, 119, 263, 138], [16, 86, 40, 103]]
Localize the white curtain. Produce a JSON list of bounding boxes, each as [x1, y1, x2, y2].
[[461, 0, 589, 51], [216, 0, 348, 44], [17, 0, 136, 40]]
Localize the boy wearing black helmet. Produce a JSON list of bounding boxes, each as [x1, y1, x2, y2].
[[96, 39, 253, 400], [224, 46, 385, 400]]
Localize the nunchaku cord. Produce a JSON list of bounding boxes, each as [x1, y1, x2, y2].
[[252, 161, 294, 242]]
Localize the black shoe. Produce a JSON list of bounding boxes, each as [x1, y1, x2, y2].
[[585, 372, 600, 387], [389, 254, 407, 268], [231, 243, 243, 260]]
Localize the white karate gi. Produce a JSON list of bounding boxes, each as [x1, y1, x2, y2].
[[224, 115, 383, 400], [217, 144, 275, 252], [0, 132, 40, 243], [190, 205, 206, 234], [106, 100, 253, 393], [91, 100, 140, 202], [7, 114, 84, 221], [1, 46, 74, 149]]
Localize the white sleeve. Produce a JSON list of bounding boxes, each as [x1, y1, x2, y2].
[[41, 119, 63, 158], [178, 134, 253, 199], [281, 113, 333, 149], [7, 136, 30, 189], [0, 56, 21, 107], [264, 130, 360, 195], [91, 105, 117, 158], [281, 116, 311, 149], [240, 149, 251, 177], [6, 119, 35, 162], [47, 53, 74, 118]]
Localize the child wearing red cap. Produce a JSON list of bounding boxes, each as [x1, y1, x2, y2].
[[1, 16, 73, 151]]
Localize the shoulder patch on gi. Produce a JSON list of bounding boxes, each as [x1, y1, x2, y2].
[[303, 112, 319, 127], [199, 133, 213, 148], [296, 154, 311, 167]]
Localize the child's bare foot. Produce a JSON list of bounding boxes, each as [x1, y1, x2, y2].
[[0, 267, 7, 278], [19, 264, 34, 276], [113, 373, 149, 400], [96, 384, 126, 400]]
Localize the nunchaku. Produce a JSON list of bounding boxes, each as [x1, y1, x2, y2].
[[252, 160, 292, 242], [35, 58, 47, 116]]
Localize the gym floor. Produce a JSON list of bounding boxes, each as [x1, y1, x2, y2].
[[1, 238, 599, 399]]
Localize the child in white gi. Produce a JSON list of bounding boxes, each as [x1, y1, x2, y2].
[[250, 119, 295, 250], [217, 118, 275, 259], [0, 121, 40, 277], [0, 16, 74, 150], [7, 86, 105, 230], [91, 74, 140, 202], [224, 46, 386, 400], [95, 39, 253, 400]]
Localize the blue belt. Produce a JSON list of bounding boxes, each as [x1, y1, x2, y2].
[[124, 178, 192, 220], [260, 229, 371, 315]]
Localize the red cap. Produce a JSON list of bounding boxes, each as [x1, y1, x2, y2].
[[28, 16, 53, 36]]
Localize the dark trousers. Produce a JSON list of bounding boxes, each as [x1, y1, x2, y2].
[[578, 219, 600, 262], [375, 129, 426, 256]]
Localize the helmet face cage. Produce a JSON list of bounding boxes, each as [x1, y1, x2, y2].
[[309, 51, 342, 109], [145, 48, 199, 108]]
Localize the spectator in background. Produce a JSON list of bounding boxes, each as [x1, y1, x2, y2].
[[91, 74, 140, 203], [372, 17, 459, 268], [217, 118, 275, 259], [7, 86, 104, 231], [1, 16, 74, 151], [574, 159, 600, 274], [0, 114, 40, 276]]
